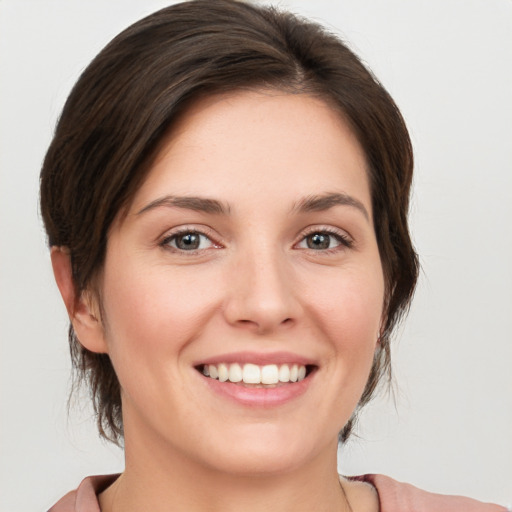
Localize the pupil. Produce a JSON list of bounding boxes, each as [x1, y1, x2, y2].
[[308, 233, 329, 249], [177, 233, 200, 250]]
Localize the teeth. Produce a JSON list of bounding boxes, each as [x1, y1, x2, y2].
[[218, 363, 229, 382], [278, 364, 290, 382], [290, 364, 298, 382], [202, 363, 308, 385], [243, 363, 261, 384], [228, 363, 243, 383], [208, 365, 218, 379], [261, 364, 279, 384]]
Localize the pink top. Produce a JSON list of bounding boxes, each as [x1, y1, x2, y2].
[[48, 473, 509, 512]]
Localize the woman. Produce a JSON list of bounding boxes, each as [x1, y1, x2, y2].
[[40, 1, 507, 510]]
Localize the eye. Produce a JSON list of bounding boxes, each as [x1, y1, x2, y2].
[[296, 230, 352, 251], [162, 230, 215, 251]]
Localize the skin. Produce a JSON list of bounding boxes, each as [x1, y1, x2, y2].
[[52, 90, 381, 511]]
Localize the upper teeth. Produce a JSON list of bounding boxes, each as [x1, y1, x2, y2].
[[203, 363, 307, 384]]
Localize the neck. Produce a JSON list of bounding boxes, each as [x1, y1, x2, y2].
[[100, 428, 350, 512]]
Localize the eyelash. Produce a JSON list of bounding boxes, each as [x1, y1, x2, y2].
[[159, 226, 353, 255]]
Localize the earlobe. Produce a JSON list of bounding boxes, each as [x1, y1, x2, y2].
[[50, 247, 108, 354]]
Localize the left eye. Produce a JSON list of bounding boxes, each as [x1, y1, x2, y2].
[[297, 232, 345, 250], [164, 231, 214, 251]]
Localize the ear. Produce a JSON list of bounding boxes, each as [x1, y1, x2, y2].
[[50, 247, 108, 354]]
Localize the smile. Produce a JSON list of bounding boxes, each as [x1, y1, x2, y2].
[[200, 363, 310, 385], [194, 352, 318, 406]]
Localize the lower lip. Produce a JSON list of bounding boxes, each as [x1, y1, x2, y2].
[[199, 372, 314, 407]]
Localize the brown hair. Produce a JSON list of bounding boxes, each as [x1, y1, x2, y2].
[[40, 0, 418, 444]]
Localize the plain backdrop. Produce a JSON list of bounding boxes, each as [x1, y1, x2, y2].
[[1, 1, 511, 510]]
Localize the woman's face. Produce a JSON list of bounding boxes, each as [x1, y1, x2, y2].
[[94, 90, 384, 475]]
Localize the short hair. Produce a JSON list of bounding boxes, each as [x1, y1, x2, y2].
[[40, 0, 418, 444]]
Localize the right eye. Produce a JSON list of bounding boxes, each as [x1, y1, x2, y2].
[[162, 231, 215, 252]]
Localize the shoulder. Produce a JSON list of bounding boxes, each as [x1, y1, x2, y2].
[[352, 474, 509, 512], [47, 474, 119, 512]]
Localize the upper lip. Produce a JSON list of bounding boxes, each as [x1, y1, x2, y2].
[[194, 351, 318, 367]]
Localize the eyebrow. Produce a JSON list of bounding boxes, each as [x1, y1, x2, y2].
[[292, 192, 370, 221], [137, 191, 369, 220], [137, 195, 230, 215]]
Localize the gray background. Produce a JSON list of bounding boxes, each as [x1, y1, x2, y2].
[[1, 0, 511, 510]]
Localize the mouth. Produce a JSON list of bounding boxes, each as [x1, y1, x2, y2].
[[195, 362, 317, 388]]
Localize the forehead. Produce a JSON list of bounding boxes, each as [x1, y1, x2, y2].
[[129, 90, 371, 216]]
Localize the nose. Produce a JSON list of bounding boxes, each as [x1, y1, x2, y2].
[[222, 246, 302, 334]]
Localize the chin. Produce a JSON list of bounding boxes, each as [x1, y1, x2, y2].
[[193, 422, 333, 476]]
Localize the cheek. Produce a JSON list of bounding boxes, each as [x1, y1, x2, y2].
[[306, 262, 384, 387], [98, 260, 224, 423], [311, 267, 383, 341], [100, 260, 220, 362]]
